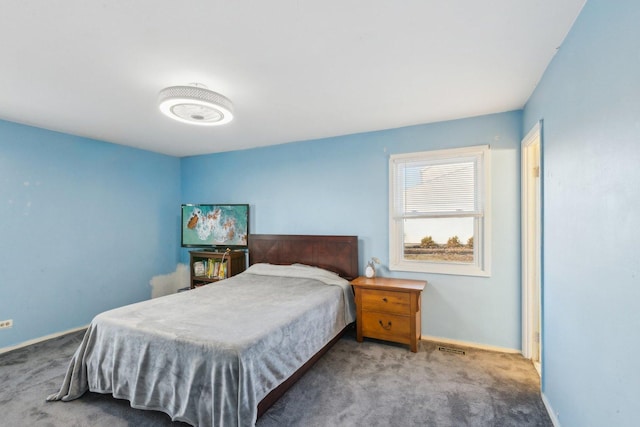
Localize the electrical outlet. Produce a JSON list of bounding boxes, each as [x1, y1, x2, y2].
[[0, 319, 13, 329]]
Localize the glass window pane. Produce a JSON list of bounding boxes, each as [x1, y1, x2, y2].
[[403, 217, 475, 264]]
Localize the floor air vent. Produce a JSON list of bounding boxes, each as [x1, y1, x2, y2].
[[438, 346, 466, 356]]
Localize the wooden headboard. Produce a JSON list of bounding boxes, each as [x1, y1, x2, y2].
[[248, 234, 359, 280]]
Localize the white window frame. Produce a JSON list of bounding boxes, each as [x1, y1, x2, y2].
[[389, 145, 491, 277]]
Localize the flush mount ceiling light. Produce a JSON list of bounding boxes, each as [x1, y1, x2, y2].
[[158, 84, 233, 126]]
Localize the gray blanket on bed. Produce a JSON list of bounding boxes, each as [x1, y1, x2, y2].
[[47, 264, 355, 427]]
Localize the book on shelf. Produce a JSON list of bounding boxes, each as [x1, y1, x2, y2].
[[193, 261, 205, 276], [206, 259, 215, 278], [218, 262, 227, 279]]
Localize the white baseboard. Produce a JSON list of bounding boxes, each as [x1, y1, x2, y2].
[[0, 325, 88, 355], [541, 392, 560, 427], [421, 334, 521, 354]]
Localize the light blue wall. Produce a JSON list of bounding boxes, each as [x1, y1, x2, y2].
[[523, 1, 640, 425], [0, 120, 181, 348], [182, 111, 523, 350]]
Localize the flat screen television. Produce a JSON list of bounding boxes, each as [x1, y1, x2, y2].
[[181, 204, 249, 249]]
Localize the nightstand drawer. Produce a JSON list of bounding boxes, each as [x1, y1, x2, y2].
[[361, 311, 411, 342], [360, 289, 410, 314]]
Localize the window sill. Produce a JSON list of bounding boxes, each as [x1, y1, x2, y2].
[[389, 260, 491, 277]]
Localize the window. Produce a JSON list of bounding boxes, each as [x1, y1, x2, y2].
[[389, 145, 491, 276]]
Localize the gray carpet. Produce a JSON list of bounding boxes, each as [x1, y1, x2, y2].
[[1, 327, 551, 426]]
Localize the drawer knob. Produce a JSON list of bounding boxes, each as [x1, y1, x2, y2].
[[382, 297, 388, 302], [379, 320, 392, 330]]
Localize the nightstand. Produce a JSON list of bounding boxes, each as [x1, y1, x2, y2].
[[351, 276, 426, 352]]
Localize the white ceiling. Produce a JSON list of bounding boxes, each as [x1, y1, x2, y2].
[[0, 1, 585, 157]]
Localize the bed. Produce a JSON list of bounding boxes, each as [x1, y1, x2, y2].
[[47, 234, 359, 427]]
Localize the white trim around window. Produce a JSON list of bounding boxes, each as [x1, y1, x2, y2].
[[389, 145, 491, 277]]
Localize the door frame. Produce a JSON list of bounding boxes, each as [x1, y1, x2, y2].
[[521, 121, 542, 371]]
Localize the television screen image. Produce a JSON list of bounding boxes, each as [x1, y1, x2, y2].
[[181, 204, 249, 248]]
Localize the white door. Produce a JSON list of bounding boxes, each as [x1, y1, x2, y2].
[[522, 122, 542, 375]]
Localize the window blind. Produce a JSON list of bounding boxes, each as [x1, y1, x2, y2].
[[393, 155, 483, 218]]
